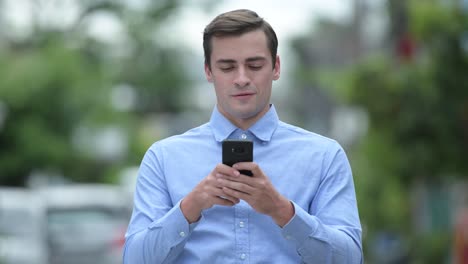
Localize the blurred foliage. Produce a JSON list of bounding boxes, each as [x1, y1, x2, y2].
[[346, 1, 468, 263], [0, 36, 112, 185], [350, 2, 468, 182], [0, 0, 202, 186], [291, 0, 467, 263], [409, 231, 452, 264]]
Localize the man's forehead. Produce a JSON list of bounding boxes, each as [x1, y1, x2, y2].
[[210, 31, 269, 51]]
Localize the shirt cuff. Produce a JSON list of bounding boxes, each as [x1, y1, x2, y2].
[[281, 201, 319, 244], [147, 200, 199, 247]]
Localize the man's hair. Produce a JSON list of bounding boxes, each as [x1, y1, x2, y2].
[[203, 9, 278, 70]]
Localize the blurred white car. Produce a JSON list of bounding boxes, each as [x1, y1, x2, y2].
[[39, 184, 131, 264], [0, 188, 49, 264]]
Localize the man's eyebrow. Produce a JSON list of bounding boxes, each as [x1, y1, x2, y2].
[[215, 59, 236, 64], [246, 56, 267, 62], [215, 56, 267, 65]]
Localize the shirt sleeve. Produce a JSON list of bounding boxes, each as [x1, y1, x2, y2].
[[123, 144, 199, 264], [281, 142, 363, 264]]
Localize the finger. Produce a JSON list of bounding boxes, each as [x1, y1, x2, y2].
[[233, 162, 263, 178], [213, 196, 237, 206], [215, 172, 248, 182], [216, 173, 252, 186], [222, 186, 250, 201], [215, 173, 231, 179], [217, 178, 255, 195], [215, 163, 241, 177], [211, 187, 240, 204]]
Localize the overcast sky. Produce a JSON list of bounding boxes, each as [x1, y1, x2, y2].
[[163, 1, 352, 54], [3, 0, 352, 52]]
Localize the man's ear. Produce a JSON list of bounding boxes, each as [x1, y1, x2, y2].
[[204, 63, 213, 83], [273, 55, 281, 81]]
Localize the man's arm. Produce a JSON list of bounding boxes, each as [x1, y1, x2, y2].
[[123, 145, 241, 264], [218, 142, 362, 264], [281, 144, 363, 264], [123, 146, 195, 264], [124, 203, 197, 263]]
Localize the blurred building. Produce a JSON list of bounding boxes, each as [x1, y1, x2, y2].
[[290, 0, 384, 145]]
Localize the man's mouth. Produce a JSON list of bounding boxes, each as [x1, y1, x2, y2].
[[232, 92, 255, 98]]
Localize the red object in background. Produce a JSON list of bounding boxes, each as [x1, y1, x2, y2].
[[455, 209, 468, 264], [396, 33, 416, 62], [111, 226, 127, 250]]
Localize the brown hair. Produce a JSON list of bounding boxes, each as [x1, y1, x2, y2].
[[203, 9, 278, 70]]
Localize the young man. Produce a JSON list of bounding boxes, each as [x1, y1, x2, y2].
[[124, 9, 363, 263]]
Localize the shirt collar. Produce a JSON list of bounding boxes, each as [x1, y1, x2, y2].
[[209, 104, 279, 142]]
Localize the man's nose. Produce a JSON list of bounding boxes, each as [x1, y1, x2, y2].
[[233, 67, 250, 87]]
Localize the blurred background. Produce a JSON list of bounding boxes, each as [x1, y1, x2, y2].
[[0, 0, 467, 263]]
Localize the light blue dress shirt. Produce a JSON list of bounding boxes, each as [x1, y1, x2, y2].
[[124, 105, 363, 263]]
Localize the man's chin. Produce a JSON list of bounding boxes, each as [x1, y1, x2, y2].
[[231, 108, 260, 120]]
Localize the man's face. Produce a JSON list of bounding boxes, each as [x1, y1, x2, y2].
[[205, 30, 280, 129]]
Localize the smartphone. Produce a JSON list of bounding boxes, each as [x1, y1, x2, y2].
[[222, 140, 253, 176]]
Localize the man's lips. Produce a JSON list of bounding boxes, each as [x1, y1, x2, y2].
[[232, 92, 255, 98]]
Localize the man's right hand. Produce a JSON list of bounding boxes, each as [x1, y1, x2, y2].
[[180, 163, 241, 223]]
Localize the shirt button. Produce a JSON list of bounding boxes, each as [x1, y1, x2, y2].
[[179, 231, 186, 237], [240, 134, 247, 139], [239, 221, 245, 228], [240, 253, 246, 260]]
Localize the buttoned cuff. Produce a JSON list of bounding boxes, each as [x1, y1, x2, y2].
[[147, 200, 200, 247], [281, 201, 319, 244]]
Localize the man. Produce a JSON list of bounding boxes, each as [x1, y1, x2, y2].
[[124, 9, 362, 263]]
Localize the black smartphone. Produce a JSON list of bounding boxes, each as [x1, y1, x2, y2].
[[222, 140, 253, 176]]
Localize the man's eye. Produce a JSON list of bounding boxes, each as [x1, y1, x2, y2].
[[220, 67, 234, 72], [249, 65, 263, 71]]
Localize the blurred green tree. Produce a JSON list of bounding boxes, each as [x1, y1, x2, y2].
[[350, 0, 468, 184], [290, 0, 467, 262], [346, 0, 468, 262], [0, 0, 197, 186]]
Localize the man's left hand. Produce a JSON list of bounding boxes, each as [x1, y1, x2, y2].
[[215, 162, 295, 227]]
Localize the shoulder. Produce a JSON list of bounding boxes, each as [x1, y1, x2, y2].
[[148, 122, 212, 152], [276, 122, 352, 173], [276, 121, 342, 151]]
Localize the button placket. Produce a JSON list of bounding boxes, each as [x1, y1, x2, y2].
[[235, 204, 249, 262]]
